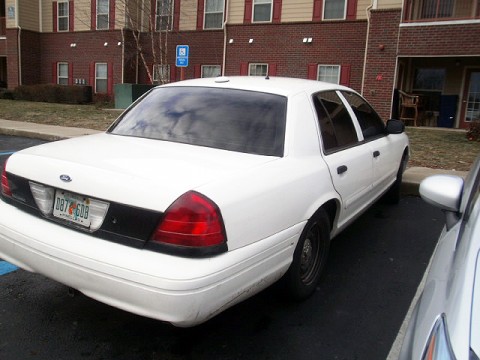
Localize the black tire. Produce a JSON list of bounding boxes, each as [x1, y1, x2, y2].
[[283, 209, 330, 300], [384, 153, 408, 204]]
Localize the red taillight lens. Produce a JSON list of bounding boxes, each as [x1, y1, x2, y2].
[[1, 161, 12, 197], [151, 191, 226, 247]]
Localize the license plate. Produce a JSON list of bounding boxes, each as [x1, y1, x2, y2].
[[53, 190, 91, 227]]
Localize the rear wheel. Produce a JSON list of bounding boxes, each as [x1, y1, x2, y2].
[[384, 153, 408, 204], [283, 209, 330, 300]]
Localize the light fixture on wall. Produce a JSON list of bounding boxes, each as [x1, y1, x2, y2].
[[229, 38, 234, 44], [302, 37, 313, 44], [104, 42, 108, 47], [249, 38, 254, 44], [70, 43, 76, 48], [117, 41, 122, 46]]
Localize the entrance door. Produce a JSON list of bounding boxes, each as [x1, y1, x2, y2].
[[459, 69, 480, 129]]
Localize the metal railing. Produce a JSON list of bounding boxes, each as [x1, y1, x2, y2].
[[403, 0, 480, 22]]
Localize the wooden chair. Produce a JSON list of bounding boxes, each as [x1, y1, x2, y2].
[[399, 90, 421, 126]]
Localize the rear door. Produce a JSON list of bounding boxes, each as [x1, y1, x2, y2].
[[312, 91, 374, 228]]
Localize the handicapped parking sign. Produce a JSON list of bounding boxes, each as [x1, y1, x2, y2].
[[176, 45, 189, 67]]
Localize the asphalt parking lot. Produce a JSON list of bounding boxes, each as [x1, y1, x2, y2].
[[0, 135, 445, 359]]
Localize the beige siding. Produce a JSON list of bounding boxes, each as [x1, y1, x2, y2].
[[19, 0, 40, 31], [75, 0, 92, 31], [5, 0, 17, 28], [228, 0, 245, 24], [42, 0, 52, 32], [356, 0, 370, 20], [377, 0, 402, 10], [282, 0, 313, 22], [180, 0, 197, 31]]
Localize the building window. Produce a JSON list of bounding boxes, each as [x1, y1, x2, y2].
[[323, 0, 346, 20], [201, 65, 221, 78], [421, 0, 454, 18], [58, 63, 69, 85], [96, 0, 109, 29], [95, 63, 108, 93], [153, 64, 170, 84], [317, 65, 340, 84], [249, 63, 268, 76], [253, 0, 272, 22], [156, 0, 173, 30], [204, 0, 224, 29], [58, 1, 69, 31], [413, 68, 446, 91]]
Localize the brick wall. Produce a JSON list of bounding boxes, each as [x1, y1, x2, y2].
[[363, 9, 401, 120], [39, 31, 123, 93], [135, 30, 225, 83], [6, 28, 19, 89], [225, 21, 368, 92], [398, 23, 480, 56], [21, 30, 41, 85]]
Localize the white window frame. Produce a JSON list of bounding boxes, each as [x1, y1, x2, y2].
[[156, 0, 173, 31], [204, 0, 224, 29], [317, 65, 341, 84], [57, 62, 69, 85], [252, 0, 273, 23], [58, 1, 69, 32], [96, 0, 109, 30], [153, 64, 170, 84], [322, 0, 347, 20], [248, 63, 269, 76], [201, 65, 221, 78], [95, 63, 108, 93]]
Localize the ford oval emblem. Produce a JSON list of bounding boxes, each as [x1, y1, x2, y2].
[[60, 174, 72, 183]]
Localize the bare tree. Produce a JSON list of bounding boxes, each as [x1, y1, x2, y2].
[[122, 0, 173, 85]]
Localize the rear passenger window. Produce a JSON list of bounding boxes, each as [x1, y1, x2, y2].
[[341, 91, 385, 141], [313, 91, 359, 153]]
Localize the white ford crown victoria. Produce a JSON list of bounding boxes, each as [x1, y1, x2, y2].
[[0, 77, 409, 327]]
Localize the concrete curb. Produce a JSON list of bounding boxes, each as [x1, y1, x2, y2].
[[0, 119, 101, 141]]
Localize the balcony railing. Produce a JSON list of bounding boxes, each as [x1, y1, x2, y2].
[[403, 0, 480, 22]]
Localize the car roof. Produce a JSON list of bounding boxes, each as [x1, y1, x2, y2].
[[161, 76, 352, 97]]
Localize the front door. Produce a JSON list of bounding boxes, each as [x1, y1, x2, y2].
[[459, 69, 480, 129]]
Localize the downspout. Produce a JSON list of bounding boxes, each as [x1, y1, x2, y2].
[[16, 0, 21, 86], [222, 0, 230, 76], [360, 0, 375, 95]]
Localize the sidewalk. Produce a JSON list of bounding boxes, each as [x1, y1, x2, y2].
[[0, 119, 469, 195]]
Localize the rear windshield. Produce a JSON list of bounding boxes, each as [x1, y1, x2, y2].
[[109, 86, 287, 157]]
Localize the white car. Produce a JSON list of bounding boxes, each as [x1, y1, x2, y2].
[[0, 77, 409, 327], [399, 155, 480, 359]]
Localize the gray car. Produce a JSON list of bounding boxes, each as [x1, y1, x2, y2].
[[399, 155, 480, 359]]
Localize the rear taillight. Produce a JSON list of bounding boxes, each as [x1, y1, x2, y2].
[[151, 191, 226, 248], [1, 161, 12, 197]]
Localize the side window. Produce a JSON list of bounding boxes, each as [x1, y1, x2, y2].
[[313, 91, 358, 153], [341, 91, 385, 140]]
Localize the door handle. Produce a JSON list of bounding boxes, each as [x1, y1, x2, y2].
[[373, 151, 380, 158], [337, 165, 348, 175]]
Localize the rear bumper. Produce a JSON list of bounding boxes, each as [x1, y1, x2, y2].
[[0, 200, 300, 327]]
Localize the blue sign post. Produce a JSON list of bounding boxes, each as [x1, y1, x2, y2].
[[176, 45, 189, 67]]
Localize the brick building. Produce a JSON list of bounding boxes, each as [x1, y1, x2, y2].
[[0, 0, 478, 128]]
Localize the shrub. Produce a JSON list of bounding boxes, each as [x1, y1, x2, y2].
[[466, 121, 480, 142], [13, 84, 92, 104]]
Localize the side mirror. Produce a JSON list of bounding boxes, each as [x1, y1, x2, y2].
[[419, 174, 464, 230], [386, 119, 405, 134]]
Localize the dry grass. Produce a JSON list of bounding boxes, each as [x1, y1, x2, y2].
[[0, 99, 478, 171], [406, 127, 479, 171], [0, 99, 119, 131]]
